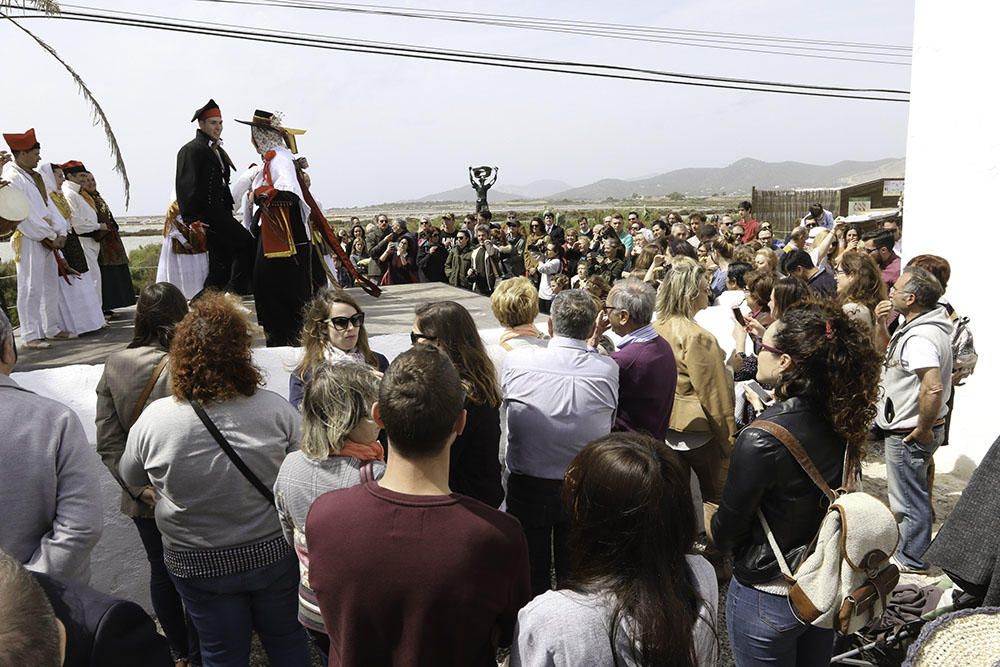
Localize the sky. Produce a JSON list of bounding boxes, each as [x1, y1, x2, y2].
[[3, 0, 914, 214]]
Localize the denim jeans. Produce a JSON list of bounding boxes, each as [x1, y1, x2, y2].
[[726, 577, 834, 666], [169, 551, 309, 667], [884, 425, 945, 570], [133, 518, 200, 664]]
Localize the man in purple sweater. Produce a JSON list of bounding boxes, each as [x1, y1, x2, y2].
[[306, 346, 530, 666], [592, 278, 677, 439]]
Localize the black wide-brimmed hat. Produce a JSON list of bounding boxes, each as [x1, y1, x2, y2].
[[235, 110, 306, 153]]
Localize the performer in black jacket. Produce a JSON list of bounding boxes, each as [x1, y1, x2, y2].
[[175, 99, 254, 295]]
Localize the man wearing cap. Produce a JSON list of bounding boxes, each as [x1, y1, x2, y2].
[[238, 109, 322, 346], [799, 203, 834, 230], [1, 129, 64, 348], [175, 99, 254, 295], [60, 161, 106, 302]]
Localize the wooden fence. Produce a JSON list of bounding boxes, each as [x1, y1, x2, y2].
[[752, 188, 840, 234]]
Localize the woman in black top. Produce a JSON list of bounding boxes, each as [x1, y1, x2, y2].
[[711, 299, 881, 666], [410, 301, 503, 507], [417, 229, 448, 283]]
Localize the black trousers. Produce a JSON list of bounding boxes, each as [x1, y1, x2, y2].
[[252, 206, 323, 347], [204, 216, 255, 295], [506, 473, 570, 597]]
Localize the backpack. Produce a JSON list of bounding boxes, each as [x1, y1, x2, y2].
[[752, 420, 900, 635], [943, 303, 977, 384]]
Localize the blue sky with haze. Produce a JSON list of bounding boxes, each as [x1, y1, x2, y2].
[[4, 0, 913, 213]]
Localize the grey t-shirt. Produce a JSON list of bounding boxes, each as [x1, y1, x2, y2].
[[512, 555, 719, 666], [121, 391, 300, 551]]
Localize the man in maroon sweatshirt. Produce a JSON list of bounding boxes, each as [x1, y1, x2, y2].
[[306, 346, 530, 666]]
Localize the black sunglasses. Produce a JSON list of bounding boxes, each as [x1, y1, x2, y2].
[[410, 331, 437, 345], [324, 313, 365, 331]]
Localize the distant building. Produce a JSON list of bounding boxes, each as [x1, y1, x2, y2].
[[751, 177, 904, 231]]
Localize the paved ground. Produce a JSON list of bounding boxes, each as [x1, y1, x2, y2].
[[16, 282, 500, 371]]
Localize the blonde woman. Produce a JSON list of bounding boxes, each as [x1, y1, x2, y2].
[[654, 257, 736, 533], [487, 277, 548, 368], [290, 288, 388, 408], [274, 361, 385, 663]]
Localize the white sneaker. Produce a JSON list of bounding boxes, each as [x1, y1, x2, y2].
[[891, 555, 930, 575]]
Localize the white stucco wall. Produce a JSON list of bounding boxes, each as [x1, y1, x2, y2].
[[903, 1, 1000, 474]]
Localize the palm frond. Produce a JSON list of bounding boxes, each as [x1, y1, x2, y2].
[[0, 1, 61, 16], [1, 12, 131, 206]]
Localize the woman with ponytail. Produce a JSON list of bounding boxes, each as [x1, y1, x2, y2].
[[513, 432, 719, 667], [711, 298, 882, 665]]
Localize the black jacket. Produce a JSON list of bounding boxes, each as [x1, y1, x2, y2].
[[417, 241, 448, 282], [175, 129, 236, 224], [449, 399, 503, 508], [711, 397, 845, 585], [34, 572, 173, 667]]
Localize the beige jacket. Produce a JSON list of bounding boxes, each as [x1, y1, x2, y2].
[[655, 316, 736, 453], [95, 345, 172, 517]]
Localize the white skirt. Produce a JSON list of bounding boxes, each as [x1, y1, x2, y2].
[[57, 271, 106, 335], [156, 236, 208, 301]]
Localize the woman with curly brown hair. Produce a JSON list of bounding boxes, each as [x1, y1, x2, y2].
[[836, 251, 888, 329], [711, 299, 882, 666], [289, 288, 388, 408], [411, 300, 504, 507], [120, 292, 309, 667]]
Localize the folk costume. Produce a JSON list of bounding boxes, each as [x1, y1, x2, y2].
[[1, 129, 61, 343], [155, 200, 209, 300], [175, 99, 254, 295], [88, 187, 136, 311], [237, 110, 321, 347], [60, 161, 103, 302], [39, 163, 104, 335]]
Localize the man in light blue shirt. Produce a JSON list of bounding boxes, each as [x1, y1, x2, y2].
[[502, 289, 618, 595]]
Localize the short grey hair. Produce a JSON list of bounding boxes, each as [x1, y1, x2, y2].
[[608, 278, 656, 325], [551, 289, 597, 340], [0, 549, 62, 666], [670, 222, 689, 236], [901, 266, 943, 309], [0, 310, 12, 350]]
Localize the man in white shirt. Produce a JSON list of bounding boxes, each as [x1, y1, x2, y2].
[[502, 289, 619, 595], [1, 129, 61, 348]]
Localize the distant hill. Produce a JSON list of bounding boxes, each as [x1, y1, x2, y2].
[[548, 158, 905, 200], [412, 178, 573, 203]]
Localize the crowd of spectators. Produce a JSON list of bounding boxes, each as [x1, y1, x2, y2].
[[0, 195, 986, 667]]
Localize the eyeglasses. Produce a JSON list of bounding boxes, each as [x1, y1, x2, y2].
[[754, 337, 786, 357], [410, 331, 437, 345], [325, 313, 365, 331], [628, 217, 639, 222]]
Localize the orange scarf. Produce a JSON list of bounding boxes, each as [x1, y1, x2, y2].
[[499, 324, 546, 350], [335, 439, 384, 462]]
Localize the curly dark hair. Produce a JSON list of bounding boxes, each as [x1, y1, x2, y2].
[[772, 298, 882, 464], [837, 252, 887, 316], [170, 292, 263, 403]]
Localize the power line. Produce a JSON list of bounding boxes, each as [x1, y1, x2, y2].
[[22, 6, 909, 102], [192, 0, 912, 66]]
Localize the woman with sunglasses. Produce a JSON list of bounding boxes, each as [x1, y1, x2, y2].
[[410, 301, 504, 507], [417, 227, 447, 283], [290, 289, 388, 409], [711, 299, 881, 665], [444, 229, 474, 290]]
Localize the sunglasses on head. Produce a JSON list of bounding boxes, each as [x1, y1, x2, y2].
[[325, 313, 365, 331], [410, 331, 437, 345]]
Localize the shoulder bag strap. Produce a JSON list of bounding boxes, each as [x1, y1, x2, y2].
[[188, 397, 275, 504], [756, 509, 795, 580], [128, 355, 170, 429], [750, 420, 837, 503]]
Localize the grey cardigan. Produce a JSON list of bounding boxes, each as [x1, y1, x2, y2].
[[95, 345, 172, 518]]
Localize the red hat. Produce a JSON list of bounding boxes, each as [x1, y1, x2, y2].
[[59, 160, 87, 175], [3, 128, 39, 152], [191, 99, 221, 122]]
